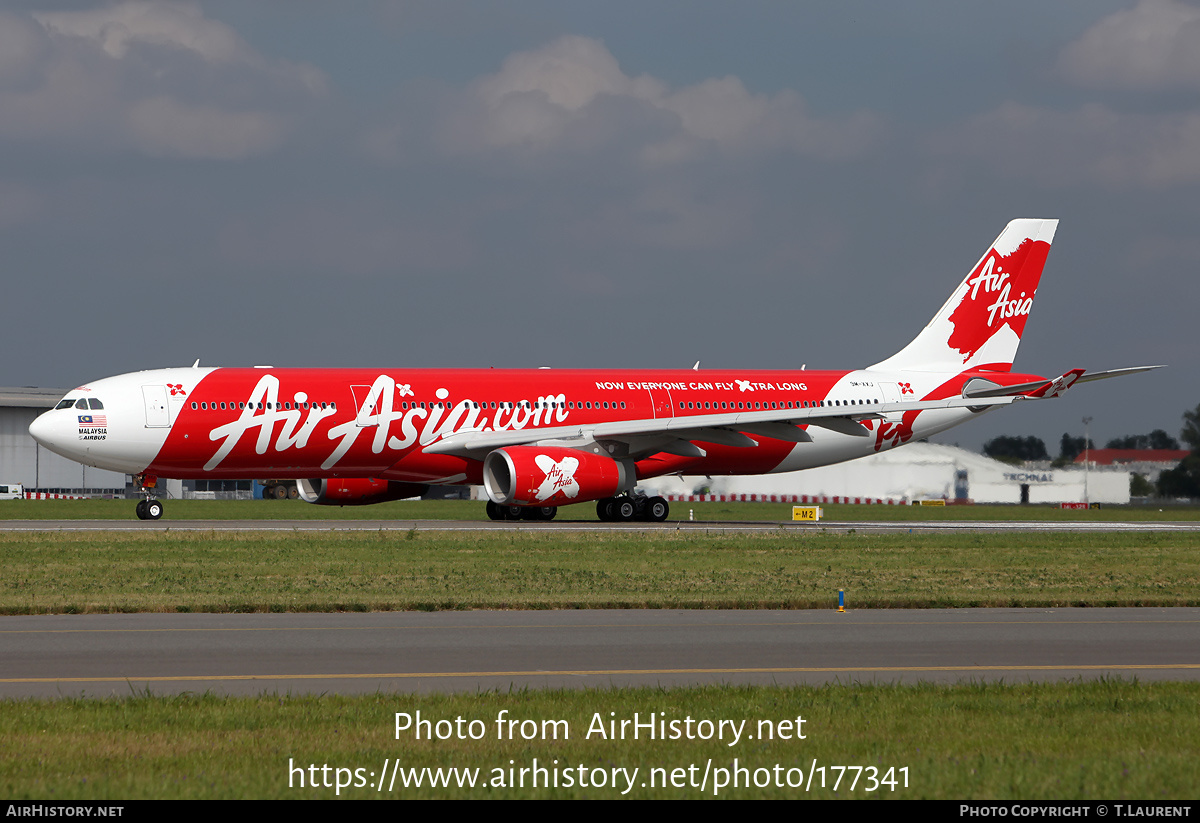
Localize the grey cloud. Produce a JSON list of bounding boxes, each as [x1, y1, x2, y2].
[[34, 0, 326, 95], [0, 2, 327, 159], [215, 202, 476, 276], [0, 12, 51, 91], [932, 101, 1200, 189], [0, 181, 45, 228], [1059, 0, 1200, 91], [127, 96, 286, 160]]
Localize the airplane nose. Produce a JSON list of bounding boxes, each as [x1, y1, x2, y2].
[[29, 409, 80, 461], [28, 410, 55, 448]]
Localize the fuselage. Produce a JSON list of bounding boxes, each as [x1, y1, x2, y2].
[[28, 364, 1045, 486]]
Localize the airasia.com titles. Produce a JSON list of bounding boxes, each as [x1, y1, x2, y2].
[[204, 374, 569, 471]]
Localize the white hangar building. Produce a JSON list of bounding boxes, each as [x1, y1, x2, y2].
[[641, 442, 1130, 505], [0, 387, 128, 494]]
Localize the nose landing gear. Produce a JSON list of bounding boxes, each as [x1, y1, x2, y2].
[[133, 474, 163, 520]]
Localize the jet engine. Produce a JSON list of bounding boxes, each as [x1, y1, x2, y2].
[[482, 446, 633, 506], [296, 478, 429, 506]]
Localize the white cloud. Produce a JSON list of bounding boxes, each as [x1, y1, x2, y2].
[[35, 2, 245, 62], [1059, 0, 1200, 91], [658, 76, 878, 160], [477, 35, 659, 112], [438, 35, 879, 163], [0, 2, 326, 159]]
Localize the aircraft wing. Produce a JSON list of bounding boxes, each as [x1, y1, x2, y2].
[[426, 364, 1163, 459], [423, 393, 1024, 458]]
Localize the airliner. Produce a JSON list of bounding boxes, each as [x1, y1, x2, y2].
[[29, 219, 1159, 521]]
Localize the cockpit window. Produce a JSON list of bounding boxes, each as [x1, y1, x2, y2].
[[55, 398, 76, 410], [75, 398, 88, 410], [88, 398, 104, 410]]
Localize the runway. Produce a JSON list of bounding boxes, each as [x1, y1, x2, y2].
[[3, 518, 1200, 533], [2, 608, 1197, 698]]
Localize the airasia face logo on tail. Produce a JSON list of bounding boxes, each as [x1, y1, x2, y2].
[[534, 454, 580, 501], [947, 239, 1047, 363]]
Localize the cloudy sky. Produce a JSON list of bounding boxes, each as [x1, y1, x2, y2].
[[1, 0, 1197, 452]]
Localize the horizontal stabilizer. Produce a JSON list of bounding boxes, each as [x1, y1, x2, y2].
[[962, 364, 1164, 401], [1075, 365, 1165, 384]]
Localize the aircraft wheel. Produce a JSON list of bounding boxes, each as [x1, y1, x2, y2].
[[645, 497, 669, 522], [135, 500, 148, 520], [485, 501, 504, 521], [530, 506, 556, 521], [615, 498, 637, 521], [503, 505, 524, 521], [145, 500, 164, 520], [597, 499, 614, 521]]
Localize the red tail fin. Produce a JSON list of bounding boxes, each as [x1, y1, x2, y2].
[[871, 219, 1058, 373]]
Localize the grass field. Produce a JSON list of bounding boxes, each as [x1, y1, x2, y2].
[[4, 497, 1200, 521], [2, 529, 1198, 613], [2, 681, 1197, 799], [4, 499, 1197, 800]]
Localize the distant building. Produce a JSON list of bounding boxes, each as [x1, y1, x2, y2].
[[640, 442, 1131, 505], [0, 387, 128, 493], [1074, 449, 1189, 486]]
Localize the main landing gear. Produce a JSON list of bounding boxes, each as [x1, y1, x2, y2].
[[133, 474, 163, 521], [596, 494, 669, 523], [485, 501, 557, 521]]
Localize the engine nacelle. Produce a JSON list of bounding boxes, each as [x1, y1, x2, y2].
[[483, 446, 633, 506], [296, 478, 429, 506]]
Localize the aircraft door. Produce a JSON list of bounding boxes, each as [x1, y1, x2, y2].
[[351, 384, 381, 427], [141, 385, 170, 428], [877, 382, 905, 423], [643, 387, 675, 419]]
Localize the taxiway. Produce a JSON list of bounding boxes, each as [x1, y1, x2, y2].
[[2, 608, 1197, 698]]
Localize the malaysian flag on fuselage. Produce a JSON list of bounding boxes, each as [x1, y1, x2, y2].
[[78, 414, 107, 426]]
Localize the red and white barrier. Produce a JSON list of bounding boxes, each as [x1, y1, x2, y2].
[[23, 492, 86, 500], [661, 493, 901, 505]]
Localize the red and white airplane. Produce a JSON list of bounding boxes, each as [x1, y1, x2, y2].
[[30, 219, 1158, 521]]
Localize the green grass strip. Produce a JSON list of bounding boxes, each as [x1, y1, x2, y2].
[[2, 681, 1197, 798], [2, 530, 1198, 613]]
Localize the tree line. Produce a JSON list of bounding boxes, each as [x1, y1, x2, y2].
[[980, 403, 1200, 497]]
